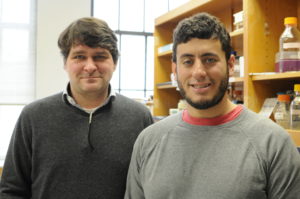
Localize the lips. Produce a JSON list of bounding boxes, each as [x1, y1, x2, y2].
[[83, 76, 100, 79], [191, 83, 211, 89], [80, 74, 102, 79]]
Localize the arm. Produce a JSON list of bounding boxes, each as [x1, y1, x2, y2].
[[267, 134, 300, 198], [144, 111, 154, 128], [0, 111, 32, 199], [125, 135, 145, 199]]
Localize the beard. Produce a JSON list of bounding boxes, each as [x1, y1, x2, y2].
[[177, 71, 229, 110]]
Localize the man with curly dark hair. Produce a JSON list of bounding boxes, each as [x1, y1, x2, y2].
[[125, 12, 300, 199]]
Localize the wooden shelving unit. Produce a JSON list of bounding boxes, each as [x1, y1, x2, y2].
[[251, 72, 300, 81], [154, 0, 243, 116], [229, 77, 244, 83], [287, 129, 300, 146], [153, 0, 300, 145], [154, 0, 300, 113], [158, 49, 172, 57]]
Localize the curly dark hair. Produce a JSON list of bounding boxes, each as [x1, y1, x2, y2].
[[172, 12, 232, 63], [58, 17, 119, 64]]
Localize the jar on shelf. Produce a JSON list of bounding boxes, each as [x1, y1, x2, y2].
[[274, 94, 291, 129], [275, 17, 300, 72], [290, 84, 300, 130]]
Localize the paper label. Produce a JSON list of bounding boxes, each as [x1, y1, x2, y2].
[[274, 112, 284, 120], [283, 42, 300, 49]]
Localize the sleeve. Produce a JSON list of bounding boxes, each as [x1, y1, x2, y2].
[[124, 134, 145, 199], [144, 111, 154, 128], [0, 110, 32, 199], [267, 132, 300, 198]]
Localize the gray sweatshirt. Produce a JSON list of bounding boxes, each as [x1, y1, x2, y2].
[[125, 107, 300, 199]]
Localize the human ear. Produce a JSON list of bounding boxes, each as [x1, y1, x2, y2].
[[171, 62, 177, 80], [228, 54, 235, 77]]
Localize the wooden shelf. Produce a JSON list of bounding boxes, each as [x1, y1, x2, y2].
[[157, 84, 177, 89], [155, 0, 240, 26], [230, 28, 243, 37], [157, 81, 177, 89], [158, 49, 172, 57], [156, 77, 244, 88], [229, 77, 244, 83], [251, 72, 300, 81], [287, 129, 300, 146]]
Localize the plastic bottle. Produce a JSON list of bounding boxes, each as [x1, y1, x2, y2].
[[290, 84, 300, 129], [274, 94, 290, 129], [275, 17, 300, 72]]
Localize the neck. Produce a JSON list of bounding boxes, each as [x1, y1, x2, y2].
[[186, 94, 237, 119], [71, 89, 109, 109]]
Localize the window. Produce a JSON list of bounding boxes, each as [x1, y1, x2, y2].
[[0, 0, 36, 165], [93, 0, 188, 100]]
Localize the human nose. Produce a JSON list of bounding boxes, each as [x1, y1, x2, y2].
[[83, 58, 97, 73], [192, 59, 206, 79]]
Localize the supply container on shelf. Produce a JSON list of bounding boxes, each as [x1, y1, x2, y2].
[[274, 94, 291, 129], [290, 84, 300, 130], [275, 17, 300, 72]]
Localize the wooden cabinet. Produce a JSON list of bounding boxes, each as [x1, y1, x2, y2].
[[154, 0, 243, 116], [153, 0, 300, 145]]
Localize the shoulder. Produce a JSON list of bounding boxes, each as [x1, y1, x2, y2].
[[238, 107, 294, 160], [113, 93, 151, 114], [240, 107, 289, 139], [22, 92, 63, 115], [135, 113, 182, 148]]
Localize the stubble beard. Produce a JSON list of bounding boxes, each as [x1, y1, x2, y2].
[[177, 72, 229, 110]]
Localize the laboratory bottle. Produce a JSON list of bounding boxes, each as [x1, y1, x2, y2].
[[276, 17, 300, 72], [290, 84, 300, 129], [274, 94, 290, 129]]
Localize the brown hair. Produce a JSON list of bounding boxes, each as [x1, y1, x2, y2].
[[172, 12, 231, 63], [58, 17, 119, 64]]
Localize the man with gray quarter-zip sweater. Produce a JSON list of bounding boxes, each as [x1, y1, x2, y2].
[[0, 17, 153, 199]]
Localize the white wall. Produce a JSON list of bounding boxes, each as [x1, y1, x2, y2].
[[36, 0, 91, 99]]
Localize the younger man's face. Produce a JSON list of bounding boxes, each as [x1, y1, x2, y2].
[[172, 38, 233, 110]]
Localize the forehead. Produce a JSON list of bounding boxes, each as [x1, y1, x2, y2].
[[69, 44, 110, 54], [176, 38, 224, 57]]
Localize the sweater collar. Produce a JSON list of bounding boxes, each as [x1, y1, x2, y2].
[[182, 105, 243, 126], [62, 83, 116, 113]]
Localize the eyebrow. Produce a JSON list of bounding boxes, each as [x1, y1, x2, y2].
[[179, 52, 218, 59], [200, 52, 218, 57], [70, 50, 109, 56], [179, 53, 194, 59]]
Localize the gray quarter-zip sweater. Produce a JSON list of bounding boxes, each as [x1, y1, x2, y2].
[[0, 92, 153, 199]]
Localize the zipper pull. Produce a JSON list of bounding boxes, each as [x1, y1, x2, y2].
[[89, 112, 93, 124]]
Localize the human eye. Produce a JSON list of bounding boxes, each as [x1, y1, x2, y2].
[[181, 57, 194, 66], [94, 55, 108, 61], [202, 57, 218, 65], [73, 55, 85, 60]]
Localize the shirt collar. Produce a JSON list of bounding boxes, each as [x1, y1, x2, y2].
[[63, 83, 116, 113]]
